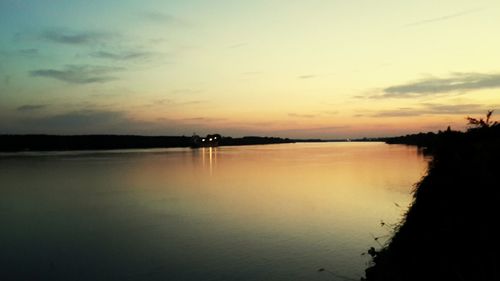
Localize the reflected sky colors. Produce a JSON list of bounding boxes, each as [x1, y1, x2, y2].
[[0, 143, 428, 280], [1, 1, 500, 137]]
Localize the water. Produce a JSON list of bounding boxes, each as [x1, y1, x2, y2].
[[0, 142, 428, 281]]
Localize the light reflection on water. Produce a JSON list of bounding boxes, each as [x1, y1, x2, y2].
[[0, 143, 428, 281]]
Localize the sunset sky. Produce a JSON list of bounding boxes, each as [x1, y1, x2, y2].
[[1, 0, 499, 138]]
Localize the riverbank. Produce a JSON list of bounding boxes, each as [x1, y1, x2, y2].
[[364, 123, 500, 280]]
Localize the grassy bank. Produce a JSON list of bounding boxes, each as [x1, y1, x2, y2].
[[364, 117, 500, 280]]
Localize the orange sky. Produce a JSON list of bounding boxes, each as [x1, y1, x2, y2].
[[1, 1, 499, 138]]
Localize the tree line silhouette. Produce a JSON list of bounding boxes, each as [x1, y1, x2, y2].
[[0, 135, 295, 152]]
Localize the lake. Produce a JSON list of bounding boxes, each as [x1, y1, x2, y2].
[[0, 142, 428, 281]]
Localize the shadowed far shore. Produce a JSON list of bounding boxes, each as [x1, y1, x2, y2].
[[0, 131, 468, 153], [0, 134, 350, 152], [363, 116, 500, 281], [0, 135, 284, 152]]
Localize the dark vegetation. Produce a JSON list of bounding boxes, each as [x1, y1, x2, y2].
[[219, 136, 293, 146], [384, 111, 498, 153], [0, 135, 191, 152], [0, 134, 295, 152], [364, 111, 500, 281]]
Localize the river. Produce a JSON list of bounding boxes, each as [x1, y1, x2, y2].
[[0, 142, 428, 281]]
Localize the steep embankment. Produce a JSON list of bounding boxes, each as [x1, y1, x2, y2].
[[364, 125, 500, 281]]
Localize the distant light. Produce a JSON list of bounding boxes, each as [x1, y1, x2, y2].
[[209, 138, 213, 141], [214, 137, 217, 139], [202, 139, 205, 142]]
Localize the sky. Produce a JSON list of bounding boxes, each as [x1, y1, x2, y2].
[[1, 0, 499, 138]]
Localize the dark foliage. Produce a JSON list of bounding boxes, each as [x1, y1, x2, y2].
[[220, 136, 293, 146], [0, 135, 192, 152], [466, 110, 498, 129], [364, 113, 500, 281], [0, 135, 295, 152]]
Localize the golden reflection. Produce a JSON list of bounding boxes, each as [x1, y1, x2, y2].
[[125, 143, 428, 239], [70, 143, 430, 278], [201, 147, 205, 169], [200, 147, 218, 175], [209, 147, 212, 175]]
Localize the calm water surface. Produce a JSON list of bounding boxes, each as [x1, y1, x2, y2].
[[0, 143, 428, 281]]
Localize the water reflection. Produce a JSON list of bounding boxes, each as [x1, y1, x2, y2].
[[0, 143, 428, 281], [200, 147, 218, 175]]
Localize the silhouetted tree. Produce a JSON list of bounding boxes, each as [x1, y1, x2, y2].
[[466, 110, 497, 129]]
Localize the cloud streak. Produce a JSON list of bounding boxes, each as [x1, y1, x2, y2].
[[33, 110, 125, 129], [17, 104, 46, 111], [298, 75, 317, 79], [288, 113, 316, 118], [381, 72, 500, 98], [144, 12, 176, 22], [41, 30, 111, 45], [90, 51, 153, 61], [143, 11, 187, 26], [2, 109, 221, 135], [7, 110, 139, 134], [18, 48, 39, 56], [149, 99, 207, 108], [320, 110, 339, 116], [372, 103, 496, 117], [405, 8, 481, 27], [274, 125, 350, 134], [181, 117, 226, 122], [30, 65, 123, 84]]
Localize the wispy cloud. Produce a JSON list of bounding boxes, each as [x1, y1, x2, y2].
[[321, 110, 339, 115], [150, 99, 207, 107], [298, 74, 317, 79], [181, 117, 226, 122], [169, 89, 204, 95], [228, 43, 248, 49], [12, 110, 130, 134], [2, 109, 221, 135], [288, 113, 316, 118], [379, 72, 500, 98], [30, 65, 123, 84], [143, 11, 187, 26], [372, 103, 495, 117], [17, 104, 46, 111], [373, 110, 426, 117], [405, 8, 481, 27], [274, 125, 350, 134], [18, 48, 39, 56], [41, 30, 111, 45], [89, 51, 153, 61], [144, 11, 175, 22], [421, 103, 488, 114]]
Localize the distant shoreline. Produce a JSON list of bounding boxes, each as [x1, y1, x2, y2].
[[0, 134, 356, 152]]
